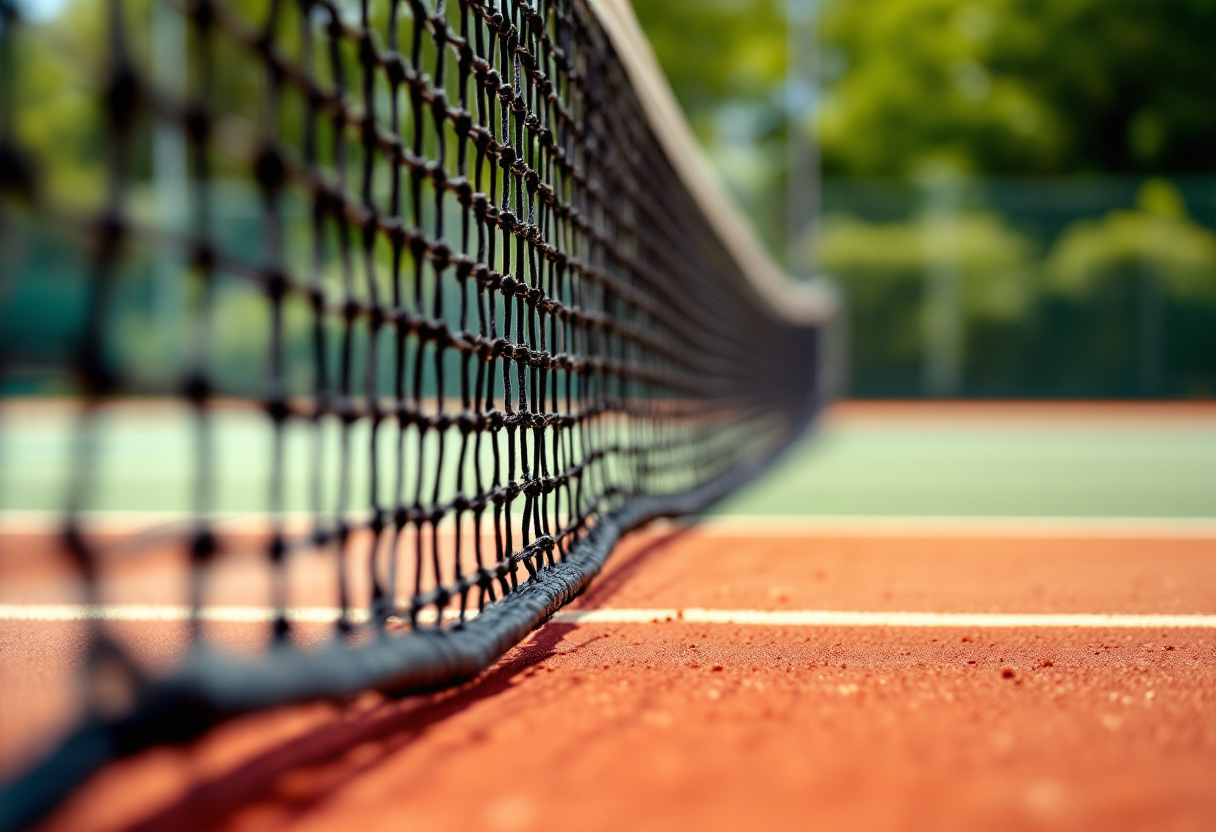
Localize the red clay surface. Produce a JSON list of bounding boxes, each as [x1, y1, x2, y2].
[[2, 526, 1214, 832]]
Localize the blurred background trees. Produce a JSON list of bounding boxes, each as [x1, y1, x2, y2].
[[816, 0, 1216, 177], [637, 0, 1216, 397], [3, 0, 1215, 397], [637, 0, 1216, 181]]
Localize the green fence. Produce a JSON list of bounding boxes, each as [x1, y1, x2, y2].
[[818, 177, 1216, 398]]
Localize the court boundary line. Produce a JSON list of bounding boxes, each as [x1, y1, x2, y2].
[[554, 609, 1216, 628], [0, 603, 450, 625], [3, 603, 1214, 629], [692, 515, 1216, 539]]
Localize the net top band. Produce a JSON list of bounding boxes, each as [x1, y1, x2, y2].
[[589, 0, 837, 325]]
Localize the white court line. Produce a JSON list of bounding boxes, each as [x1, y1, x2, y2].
[[2, 603, 1215, 629], [691, 516, 1216, 539], [0, 603, 462, 625], [554, 609, 1216, 628]]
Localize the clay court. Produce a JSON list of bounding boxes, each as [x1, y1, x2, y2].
[[3, 402, 1214, 831]]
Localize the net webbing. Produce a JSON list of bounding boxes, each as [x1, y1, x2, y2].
[[0, 0, 829, 826]]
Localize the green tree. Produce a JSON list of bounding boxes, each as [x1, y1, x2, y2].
[[632, 0, 789, 247], [818, 211, 1037, 394], [1039, 181, 1216, 395], [818, 0, 1216, 176], [1048, 180, 1216, 301], [639, 0, 1216, 178], [632, 0, 787, 145]]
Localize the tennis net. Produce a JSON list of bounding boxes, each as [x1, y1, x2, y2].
[[0, 0, 834, 826]]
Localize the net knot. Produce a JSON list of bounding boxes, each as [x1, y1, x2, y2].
[[477, 568, 497, 590], [102, 63, 142, 132], [393, 506, 410, 529], [182, 373, 211, 405], [427, 161, 448, 188], [409, 233, 427, 261], [387, 220, 408, 249], [191, 528, 219, 563], [429, 91, 448, 121], [451, 176, 473, 205], [264, 395, 290, 425], [430, 242, 452, 270], [367, 303, 385, 332], [416, 317, 446, 344], [186, 240, 216, 275], [452, 253, 475, 280], [479, 269, 501, 290], [385, 55, 407, 87]]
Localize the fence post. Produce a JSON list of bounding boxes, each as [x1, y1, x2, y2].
[[785, 0, 819, 275], [921, 175, 963, 397]]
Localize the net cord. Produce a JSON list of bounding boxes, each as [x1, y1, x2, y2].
[[588, 0, 836, 325]]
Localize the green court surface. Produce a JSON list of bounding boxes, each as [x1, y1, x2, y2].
[[2, 403, 1213, 518], [721, 420, 1216, 518]]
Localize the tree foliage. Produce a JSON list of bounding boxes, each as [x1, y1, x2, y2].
[[818, 0, 1216, 176], [638, 0, 1216, 178]]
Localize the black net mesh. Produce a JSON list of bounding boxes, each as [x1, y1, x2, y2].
[[0, 0, 826, 825]]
